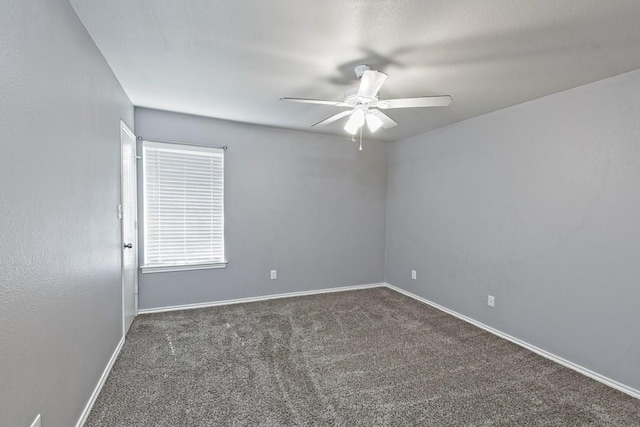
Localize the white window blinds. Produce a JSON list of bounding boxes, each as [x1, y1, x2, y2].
[[142, 140, 225, 272]]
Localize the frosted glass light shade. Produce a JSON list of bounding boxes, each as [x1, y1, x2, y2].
[[344, 109, 365, 134], [365, 113, 383, 132]]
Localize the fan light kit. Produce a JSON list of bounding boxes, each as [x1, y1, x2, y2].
[[281, 65, 452, 143]]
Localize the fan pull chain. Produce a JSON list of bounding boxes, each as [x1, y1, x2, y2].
[[359, 126, 363, 151]]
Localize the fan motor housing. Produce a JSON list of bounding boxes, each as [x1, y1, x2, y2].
[[344, 87, 378, 106]]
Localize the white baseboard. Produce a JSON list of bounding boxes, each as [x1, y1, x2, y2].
[[76, 335, 125, 427], [384, 283, 640, 400], [137, 283, 386, 314]]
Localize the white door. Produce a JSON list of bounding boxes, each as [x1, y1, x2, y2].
[[120, 121, 138, 335]]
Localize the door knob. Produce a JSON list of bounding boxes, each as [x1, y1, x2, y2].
[[124, 243, 133, 249]]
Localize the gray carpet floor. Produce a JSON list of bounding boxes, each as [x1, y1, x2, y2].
[[86, 287, 640, 426]]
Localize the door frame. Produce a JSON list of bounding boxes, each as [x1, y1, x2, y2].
[[120, 120, 138, 336]]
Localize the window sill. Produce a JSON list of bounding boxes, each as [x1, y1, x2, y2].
[[140, 262, 228, 274]]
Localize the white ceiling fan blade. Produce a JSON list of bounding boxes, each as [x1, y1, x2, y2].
[[280, 97, 349, 107], [357, 70, 387, 99], [378, 95, 452, 109], [369, 109, 397, 129], [311, 110, 353, 127]]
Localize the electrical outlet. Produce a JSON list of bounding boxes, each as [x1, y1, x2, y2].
[[411, 270, 417, 280], [488, 295, 495, 307], [270, 270, 277, 280], [30, 414, 41, 427]]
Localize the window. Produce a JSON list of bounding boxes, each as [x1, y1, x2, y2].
[[141, 140, 226, 273]]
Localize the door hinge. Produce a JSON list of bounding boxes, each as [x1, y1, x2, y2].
[[117, 204, 123, 220]]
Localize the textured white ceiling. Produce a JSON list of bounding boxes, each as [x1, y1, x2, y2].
[[69, 0, 640, 142]]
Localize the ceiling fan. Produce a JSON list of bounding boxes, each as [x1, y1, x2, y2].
[[281, 65, 452, 135]]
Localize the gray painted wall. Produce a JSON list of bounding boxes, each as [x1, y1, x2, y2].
[[0, 1, 133, 425], [385, 69, 640, 391], [135, 108, 387, 309]]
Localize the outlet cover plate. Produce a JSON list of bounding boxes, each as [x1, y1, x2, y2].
[[488, 295, 495, 307]]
